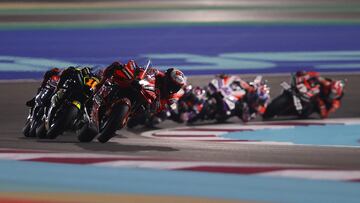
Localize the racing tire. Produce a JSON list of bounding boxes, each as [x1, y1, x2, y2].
[[47, 105, 79, 139], [35, 122, 47, 139], [22, 120, 32, 137], [97, 103, 130, 143], [263, 94, 291, 120], [29, 121, 38, 138], [77, 122, 98, 142]]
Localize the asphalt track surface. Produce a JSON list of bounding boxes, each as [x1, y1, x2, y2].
[[1, 73, 360, 169]]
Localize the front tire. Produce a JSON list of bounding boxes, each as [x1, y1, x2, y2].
[[36, 122, 47, 139], [97, 103, 130, 143], [47, 104, 79, 139], [22, 119, 32, 137], [263, 93, 291, 120]]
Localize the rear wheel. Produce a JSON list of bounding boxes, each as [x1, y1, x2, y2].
[[97, 103, 130, 143], [263, 94, 292, 120], [47, 104, 79, 139]]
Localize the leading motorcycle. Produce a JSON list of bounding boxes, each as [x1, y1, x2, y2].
[[78, 61, 156, 143]]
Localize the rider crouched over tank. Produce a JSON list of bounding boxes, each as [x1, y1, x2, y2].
[[23, 68, 61, 137], [172, 85, 208, 124], [35, 66, 99, 139], [204, 74, 270, 123], [78, 60, 186, 143], [263, 70, 345, 119]]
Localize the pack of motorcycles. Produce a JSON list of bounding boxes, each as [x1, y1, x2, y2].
[[22, 70, 345, 143]]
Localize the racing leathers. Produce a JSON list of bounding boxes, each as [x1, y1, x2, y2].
[[317, 79, 344, 118], [294, 71, 344, 118], [26, 68, 61, 107]]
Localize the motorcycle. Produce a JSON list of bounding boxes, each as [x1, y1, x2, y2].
[[22, 76, 58, 138], [236, 76, 271, 122], [205, 75, 246, 122], [37, 76, 97, 139], [263, 74, 318, 120], [205, 75, 270, 123], [78, 61, 156, 143], [175, 85, 211, 124]]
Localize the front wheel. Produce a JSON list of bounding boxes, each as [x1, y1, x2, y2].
[[22, 119, 32, 137], [263, 93, 292, 120], [97, 103, 130, 143], [47, 104, 79, 139], [36, 121, 47, 139], [29, 120, 42, 138]]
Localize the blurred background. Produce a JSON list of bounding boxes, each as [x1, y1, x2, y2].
[[1, 0, 360, 78]]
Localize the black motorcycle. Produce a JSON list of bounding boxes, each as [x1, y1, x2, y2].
[[37, 78, 95, 139], [23, 81, 57, 138], [263, 75, 317, 120]]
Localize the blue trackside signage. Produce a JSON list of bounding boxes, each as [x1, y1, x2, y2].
[[1, 25, 360, 79]]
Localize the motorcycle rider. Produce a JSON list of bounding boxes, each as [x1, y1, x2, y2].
[[294, 71, 322, 100], [208, 73, 259, 121], [317, 79, 345, 118], [176, 85, 208, 123], [96, 60, 186, 130], [294, 70, 345, 118], [46, 66, 99, 130], [23, 68, 61, 137], [25, 68, 61, 107], [98, 60, 186, 112]]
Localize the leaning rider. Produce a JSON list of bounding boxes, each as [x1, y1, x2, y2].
[[46, 66, 99, 130], [97, 60, 186, 113], [96, 60, 186, 130], [25, 67, 61, 107]]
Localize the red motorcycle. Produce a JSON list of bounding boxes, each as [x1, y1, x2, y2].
[[78, 61, 156, 143]]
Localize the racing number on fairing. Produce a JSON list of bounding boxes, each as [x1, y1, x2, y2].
[[293, 95, 303, 112], [84, 77, 99, 89]]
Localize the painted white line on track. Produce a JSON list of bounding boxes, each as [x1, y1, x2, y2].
[[259, 170, 360, 181], [141, 118, 360, 147]]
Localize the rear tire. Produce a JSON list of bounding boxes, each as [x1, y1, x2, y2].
[[263, 94, 291, 120], [36, 122, 47, 139], [47, 105, 79, 139], [97, 103, 130, 143]]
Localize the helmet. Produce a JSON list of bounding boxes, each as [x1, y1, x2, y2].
[[95, 69, 104, 79], [193, 86, 205, 97], [50, 67, 60, 74], [295, 70, 307, 77], [81, 67, 92, 77], [165, 68, 186, 94], [44, 67, 60, 80], [329, 80, 345, 99], [257, 84, 270, 103]]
